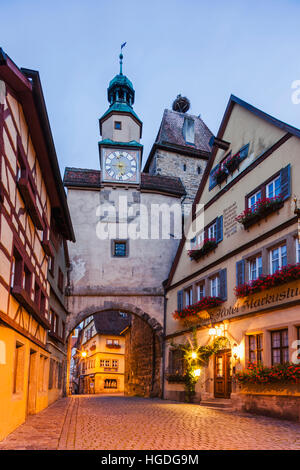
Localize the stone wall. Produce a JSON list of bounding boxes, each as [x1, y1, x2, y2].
[[124, 315, 162, 398], [231, 383, 300, 421], [149, 150, 207, 209]]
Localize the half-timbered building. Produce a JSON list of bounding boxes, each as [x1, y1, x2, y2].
[[0, 49, 74, 439]]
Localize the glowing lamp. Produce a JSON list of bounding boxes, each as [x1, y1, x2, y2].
[[81, 351, 87, 358], [193, 369, 201, 377], [209, 327, 216, 336], [191, 351, 198, 359]]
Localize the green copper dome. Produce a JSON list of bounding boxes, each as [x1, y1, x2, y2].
[[108, 73, 134, 91]]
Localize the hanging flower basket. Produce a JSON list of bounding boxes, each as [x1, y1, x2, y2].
[[173, 296, 225, 320], [235, 263, 300, 298], [188, 238, 217, 260], [236, 195, 284, 229]]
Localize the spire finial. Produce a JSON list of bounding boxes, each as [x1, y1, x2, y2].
[[119, 42, 127, 75]]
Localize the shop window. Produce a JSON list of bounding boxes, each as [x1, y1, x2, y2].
[[271, 329, 289, 365], [104, 379, 117, 389], [248, 334, 263, 363], [13, 341, 25, 395]]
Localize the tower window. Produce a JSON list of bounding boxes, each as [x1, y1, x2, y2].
[[114, 121, 122, 130], [112, 240, 128, 257], [197, 166, 201, 175], [183, 164, 187, 172], [183, 117, 195, 144]]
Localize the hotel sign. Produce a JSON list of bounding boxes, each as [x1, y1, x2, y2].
[[207, 280, 300, 324]]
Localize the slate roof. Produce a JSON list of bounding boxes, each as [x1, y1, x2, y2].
[[155, 109, 213, 154], [63, 167, 186, 197], [93, 311, 130, 336]]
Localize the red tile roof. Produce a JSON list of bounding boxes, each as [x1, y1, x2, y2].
[[63, 168, 186, 197]]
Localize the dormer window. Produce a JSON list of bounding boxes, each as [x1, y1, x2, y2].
[[183, 117, 195, 144], [114, 121, 122, 130]]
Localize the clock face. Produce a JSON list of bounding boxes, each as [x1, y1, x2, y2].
[[103, 149, 139, 183]]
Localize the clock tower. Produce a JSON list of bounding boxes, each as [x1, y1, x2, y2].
[[99, 51, 143, 185]]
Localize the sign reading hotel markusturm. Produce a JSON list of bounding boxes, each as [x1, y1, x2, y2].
[[206, 281, 300, 324]]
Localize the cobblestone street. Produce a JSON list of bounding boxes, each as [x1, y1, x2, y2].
[[0, 395, 299, 450]]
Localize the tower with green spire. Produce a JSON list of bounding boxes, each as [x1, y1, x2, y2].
[[99, 48, 142, 143], [99, 46, 143, 184]]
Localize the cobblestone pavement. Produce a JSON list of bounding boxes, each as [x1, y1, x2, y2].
[[0, 395, 299, 450]]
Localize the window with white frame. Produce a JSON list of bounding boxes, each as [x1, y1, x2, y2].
[[196, 283, 205, 301], [112, 360, 118, 368], [185, 287, 193, 306], [100, 360, 105, 367], [210, 275, 220, 297], [266, 175, 281, 198], [248, 190, 262, 209], [296, 238, 300, 263], [270, 244, 287, 274], [208, 222, 216, 240], [105, 360, 110, 367], [249, 255, 262, 281]]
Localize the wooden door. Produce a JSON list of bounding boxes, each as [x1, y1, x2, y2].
[[214, 350, 232, 398]]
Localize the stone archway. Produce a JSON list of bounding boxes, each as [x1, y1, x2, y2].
[[65, 300, 164, 399], [66, 300, 164, 340]]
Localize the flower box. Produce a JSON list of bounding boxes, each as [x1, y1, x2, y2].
[[224, 153, 240, 173], [235, 263, 300, 298], [235, 362, 300, 386], [215, 167, 228, 185], [167, 374, 186, 384], [188, 238, 217, 260], [236, 196, 284, 229], [173, 296, 225, 320]]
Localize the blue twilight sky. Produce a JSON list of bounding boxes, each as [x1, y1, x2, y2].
[[1, 0, 300, 173]]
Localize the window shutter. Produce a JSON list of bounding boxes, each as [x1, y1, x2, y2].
[[177, 290, 183, 311], [280, 164, 291, 201], [216, 216, 223, 243], [219, 268, 227, 300], [236, 259, 245, 286], [209, 164, 220, 191]]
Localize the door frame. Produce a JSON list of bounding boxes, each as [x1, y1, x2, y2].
[[214, 349, 232, 399]]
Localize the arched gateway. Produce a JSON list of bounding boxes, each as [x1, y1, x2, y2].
[[62, 51, 208, 400]]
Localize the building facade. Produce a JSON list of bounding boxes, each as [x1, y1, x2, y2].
[[164, 95, 300, 420], [0, 50, 74, 440], [73, 311, 129, 394], [47, 236, 70, 405], [63, 54, 211, 396]]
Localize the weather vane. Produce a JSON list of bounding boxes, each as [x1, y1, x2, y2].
[[119, 42, 127, 75]]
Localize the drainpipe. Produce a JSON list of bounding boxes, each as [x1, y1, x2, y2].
[[161, 281, 167, 400]]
